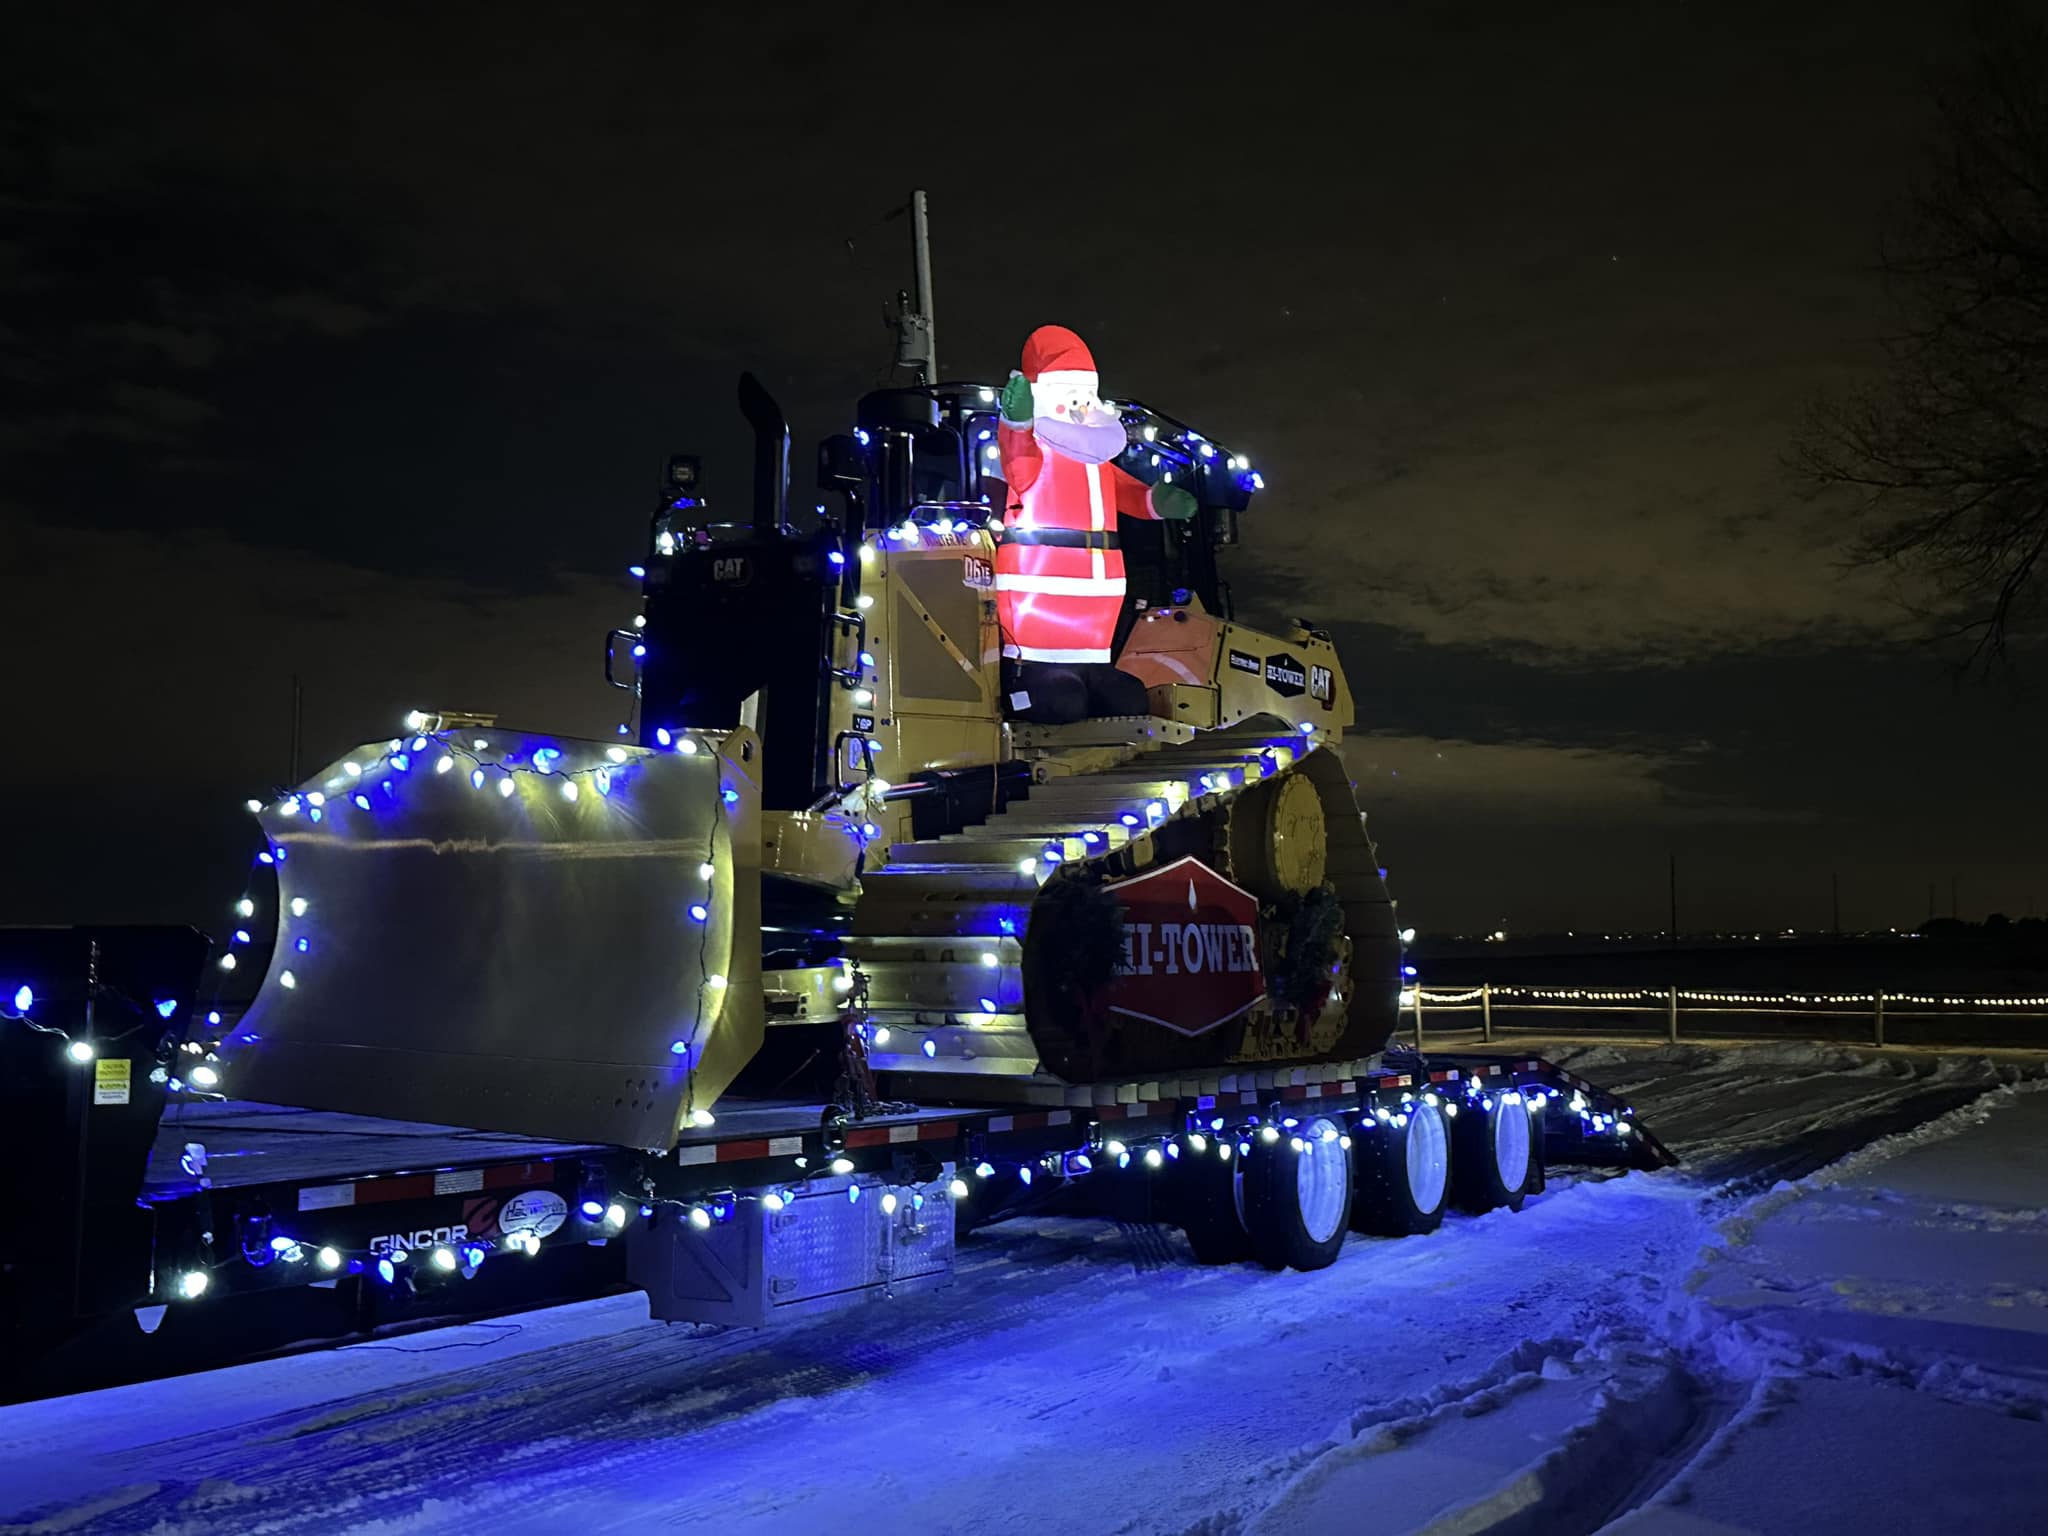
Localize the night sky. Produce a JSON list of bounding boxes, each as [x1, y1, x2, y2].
[[5, 1, 2042, 937]]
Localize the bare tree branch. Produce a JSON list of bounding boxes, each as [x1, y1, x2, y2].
[[1797, 4, 2048, 674]]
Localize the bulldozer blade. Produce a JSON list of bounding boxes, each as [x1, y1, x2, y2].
[[229, 727, 762, 1148]]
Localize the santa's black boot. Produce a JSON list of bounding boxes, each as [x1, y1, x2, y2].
[[1002, 661, 1090, 724]]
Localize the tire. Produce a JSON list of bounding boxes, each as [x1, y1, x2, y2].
[[1243, 1115, 1354, 1271], [1451, 1088, 1536, 1214], [1173, 1147, 1252, 1265], [1353, 1098, 1452, 1237]]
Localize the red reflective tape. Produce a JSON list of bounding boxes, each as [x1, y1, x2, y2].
[[918, 1121, 960, 1141], [354, 1173, 434, 1205], [715, 1139, 775, 1162], [1281, 1085, 1309, 1100], [482, 1161, 559, 1189], [844, 1127, 891, 1148]]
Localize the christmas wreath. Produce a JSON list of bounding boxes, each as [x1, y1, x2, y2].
[[1263, 882, 1346, 1019]]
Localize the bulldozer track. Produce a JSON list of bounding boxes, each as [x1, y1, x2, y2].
[[846, 717, 1402, 1105]]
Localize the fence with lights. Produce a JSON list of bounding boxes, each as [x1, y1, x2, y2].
[[1396, 982, 2048, 1050]]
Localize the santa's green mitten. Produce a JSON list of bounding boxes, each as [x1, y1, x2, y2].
[[999, 371, 1035, 427], [1153, 484, 1199, 520]]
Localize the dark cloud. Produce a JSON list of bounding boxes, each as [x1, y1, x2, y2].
[[3, 0, 2040, 935]]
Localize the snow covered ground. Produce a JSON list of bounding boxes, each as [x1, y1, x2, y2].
[[3, 1043, 2045, 1536]]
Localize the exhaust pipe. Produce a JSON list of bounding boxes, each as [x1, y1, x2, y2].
[[737, 371, 789, 535]]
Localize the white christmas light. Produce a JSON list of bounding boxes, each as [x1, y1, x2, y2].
[[881, 1192, 899, 1214], [830, 1156, 854, 1175], [245, 799, 263, 814], [290, 897, 308, 917], [67, 1040, 95, 1063], [498, 777, 516, 798], [677, 738, 699, 755], [604, 1203, 626, 1228], [432, 1246, 459, 1271], [189, 1064, 219, 1087], [949, 1177, 969, 1199], [177, 1270, 209, 1300], [306, 792, 325, 807], [560, 780, 579, 802], [855, 594, 874, 610], [236, 897, 255, 918], [853, 689, 874, 705], [871, 1026, 890, 1045], [1187, 1133, 1207, 1153], [1143, 1147, 1163, 1169], [343, 762, 362, 778], [278, 971, 296, 990], [435, 755, 454, 774], [218, 954, 237, 972], [761, 1192, 786, 1213], [688, 1206, 713, 1229], [691, 1108, 716, 1126], [980, 952, 999, 968], [699, 861, 716, 880], [317, 1246, 341, 1271]]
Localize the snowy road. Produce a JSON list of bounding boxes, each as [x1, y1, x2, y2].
[[3, 1044, 2045, 1535]]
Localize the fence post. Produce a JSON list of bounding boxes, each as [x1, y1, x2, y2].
[[1480, 983, 1493, 1043], [1413, 988, 1425, 1052], [1873, 990, 1885, 1048], [1666, 985, 1679, 1045]]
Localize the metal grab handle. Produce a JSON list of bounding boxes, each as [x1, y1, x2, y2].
[[603, 629, 642, 692], [831, 611, 867, 688]]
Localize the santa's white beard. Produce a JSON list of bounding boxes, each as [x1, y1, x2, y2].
[[1033, 409, 1127, 465]]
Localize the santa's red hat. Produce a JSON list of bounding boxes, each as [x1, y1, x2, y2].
[[1021, 324, 1101, 415]]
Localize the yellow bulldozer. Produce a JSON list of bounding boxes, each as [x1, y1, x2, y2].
[[229, 365, 1402, 1152]]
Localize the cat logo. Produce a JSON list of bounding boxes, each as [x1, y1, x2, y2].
[[1309, 663, 1334, 706], [711, 556, 751, 585]]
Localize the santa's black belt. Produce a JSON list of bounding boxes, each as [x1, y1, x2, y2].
[[999, 529, 1120, 549]]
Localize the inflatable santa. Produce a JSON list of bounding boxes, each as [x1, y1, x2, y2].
[[996, 325, 1196, 722]]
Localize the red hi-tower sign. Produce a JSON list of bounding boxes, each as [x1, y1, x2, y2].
[[1102, 856, 1266, 1036]]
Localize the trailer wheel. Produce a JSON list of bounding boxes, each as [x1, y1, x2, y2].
[[1174, 1150, 1251, 1265], [1451, 1090, 1534, 1214], [1243, 1116, 1353, 1271], [1353, 1099, 1452, 1237]]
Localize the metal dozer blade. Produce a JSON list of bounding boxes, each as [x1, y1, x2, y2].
[[231, 727, 763, 1148]]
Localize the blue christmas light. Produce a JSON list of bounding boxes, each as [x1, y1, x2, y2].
[[628, 565, 646, 578], [721, 787, 739, 804], [297, 938, 311, 954], [656, 728, 673, 747], [352, 793, 371, 810], [12, 985, 33, 1012], [669, 1040, 689, 1056], [391, 753, 410, 772], [827, 550, 845, 566], [376, 1258, 396, 1284], [155, 999, 178, 1018], [688, 904, 708, 922], [979, 996, 996, 1012]]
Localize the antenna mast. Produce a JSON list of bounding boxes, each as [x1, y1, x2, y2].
[[887, 190, 937, 385]]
